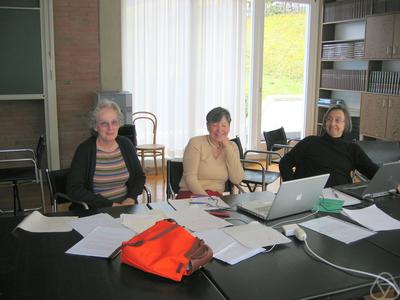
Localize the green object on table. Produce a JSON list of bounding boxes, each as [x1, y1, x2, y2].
[[313, 198, 344, 213]]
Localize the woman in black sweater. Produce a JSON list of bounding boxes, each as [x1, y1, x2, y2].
[[279, 104, 378, 188], [67, 100, 145, 209]]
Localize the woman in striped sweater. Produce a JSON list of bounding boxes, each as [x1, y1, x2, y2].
[[67, 100, 145, 209]]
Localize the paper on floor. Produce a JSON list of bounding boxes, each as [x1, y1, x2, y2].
[[343, 204, 400, 231], [16, 211, 78, 233]]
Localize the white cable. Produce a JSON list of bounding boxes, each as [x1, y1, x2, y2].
[[271, 210, 319, 229], [304, 239, 400, 295]]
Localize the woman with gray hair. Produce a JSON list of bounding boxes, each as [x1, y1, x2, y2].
[[67, 100, 145, 209], [177, 107, 244, 198], [279, 104, 378, 187]]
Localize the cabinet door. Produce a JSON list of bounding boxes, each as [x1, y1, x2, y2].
[[360, 93, 388, 138], [393, 14, 400, 59], [365, 15, 394, 59], [386, 96, 400, 140]]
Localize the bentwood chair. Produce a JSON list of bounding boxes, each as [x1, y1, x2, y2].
[[231, 136, 281, 192], [166, 158, 239, 200], [0, 135, 46, 214], [132, 112, 165, 176]]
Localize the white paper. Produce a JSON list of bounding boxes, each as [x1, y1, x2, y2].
[[300, 216, 376, 244], [195, 228, 265, 265], [120, 209, 167, 233], [342, 205, 400, 231], [16, 211, 78, 233], [223, 222, 291, 248], [323, 188, 361, 206], [69, 213, 124, 237], [66, 226, 136, 258], [169, 196, 230, 211], [165, 207, 232, 232]]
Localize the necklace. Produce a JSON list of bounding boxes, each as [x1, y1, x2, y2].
[[207, 135, 221, 149]]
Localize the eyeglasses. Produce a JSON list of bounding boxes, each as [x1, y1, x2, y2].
[[98, 119, 119, 129], [325, 117, 345, 124]]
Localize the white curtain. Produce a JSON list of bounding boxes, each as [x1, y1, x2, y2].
[[122, 0, 246, 157]]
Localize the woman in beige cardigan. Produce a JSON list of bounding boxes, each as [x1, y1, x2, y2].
[[177, 107, 244, 199]]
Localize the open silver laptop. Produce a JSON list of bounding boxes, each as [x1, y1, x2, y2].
[[334, 161, 400, 200], [237, 174, 329, 221]]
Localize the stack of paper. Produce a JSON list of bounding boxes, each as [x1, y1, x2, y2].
[[168, 196, 230, 211], [322, 188, 361, 206], [69, 213, 125, 237], [120, 209, 167, 233]]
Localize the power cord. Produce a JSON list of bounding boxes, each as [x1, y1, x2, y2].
[[271, 210, 319, 229], [303, 237, 400, 296]]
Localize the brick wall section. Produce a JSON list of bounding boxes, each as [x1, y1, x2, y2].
[[53, 0, 101, 168]]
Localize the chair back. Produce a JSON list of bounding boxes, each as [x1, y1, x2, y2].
[[35, 134, 46, 169], [46, 168, 69, 201], [118, 124, 137, 146], [167, 159, 184, 199], [263, 127, 288, 151], [230, 136, 244, 159], [132, 111, 158, 144]]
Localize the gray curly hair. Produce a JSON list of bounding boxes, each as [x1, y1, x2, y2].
[[90, 99, 124, 130]]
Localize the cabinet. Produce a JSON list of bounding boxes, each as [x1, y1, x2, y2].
[[317, 0, 400, 141], [364, 14, 400, 59], [360, 93, 400, 139]]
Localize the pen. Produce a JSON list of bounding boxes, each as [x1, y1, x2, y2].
[[332, 190, 339, 198]]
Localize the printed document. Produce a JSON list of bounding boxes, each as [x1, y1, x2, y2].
[[169, 196, 230, 211], [223, 222, 290, 248], [166, 207, 231, 232], [16, 211, 78, 233], [120, 209, 167, 233], [66, 226, 136, 258], [195, 228, 265, 265], [69, 213, 124, 237], [300, 216, 376, 244], [343, 204, 400, 231]]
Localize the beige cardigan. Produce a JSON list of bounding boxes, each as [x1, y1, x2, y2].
[[179, 135, 244, 195]]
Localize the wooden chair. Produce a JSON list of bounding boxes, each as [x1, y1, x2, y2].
[[132, 112, 165, 175]]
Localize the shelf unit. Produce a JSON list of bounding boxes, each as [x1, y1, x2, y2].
[[317, 0, 400, 141]]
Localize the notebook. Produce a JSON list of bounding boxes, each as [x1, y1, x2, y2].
[[237, 174, 329, 221], [334, 161, 400, 200]]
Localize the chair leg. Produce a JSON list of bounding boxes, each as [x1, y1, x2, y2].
[[39, 171, 46, 213], [153, 150, 157, 175], [162, 149, 165, 180], [13, 181, 22, 213]]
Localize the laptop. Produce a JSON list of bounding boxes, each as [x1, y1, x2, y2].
[[334, 161, 400, 200], [237, 174, 329, 221]]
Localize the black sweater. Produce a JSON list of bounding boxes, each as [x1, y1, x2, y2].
[[66, 135, 146, 208], [279, 134, 379, 187]]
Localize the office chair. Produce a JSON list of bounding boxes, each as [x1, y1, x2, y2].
[[231, 136, 281, 192], [263, 127, 299, 164], [0, 134, 46, 214], [166, 158, 238, 200], [132, 111, 165, 175], [118, 124, 137, 147]]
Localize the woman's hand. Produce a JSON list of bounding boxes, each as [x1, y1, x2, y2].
[[121, 198, 136, 206]]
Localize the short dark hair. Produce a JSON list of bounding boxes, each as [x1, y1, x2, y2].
[[206, 107, 231, 124], [322, 104, 352, 133]]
